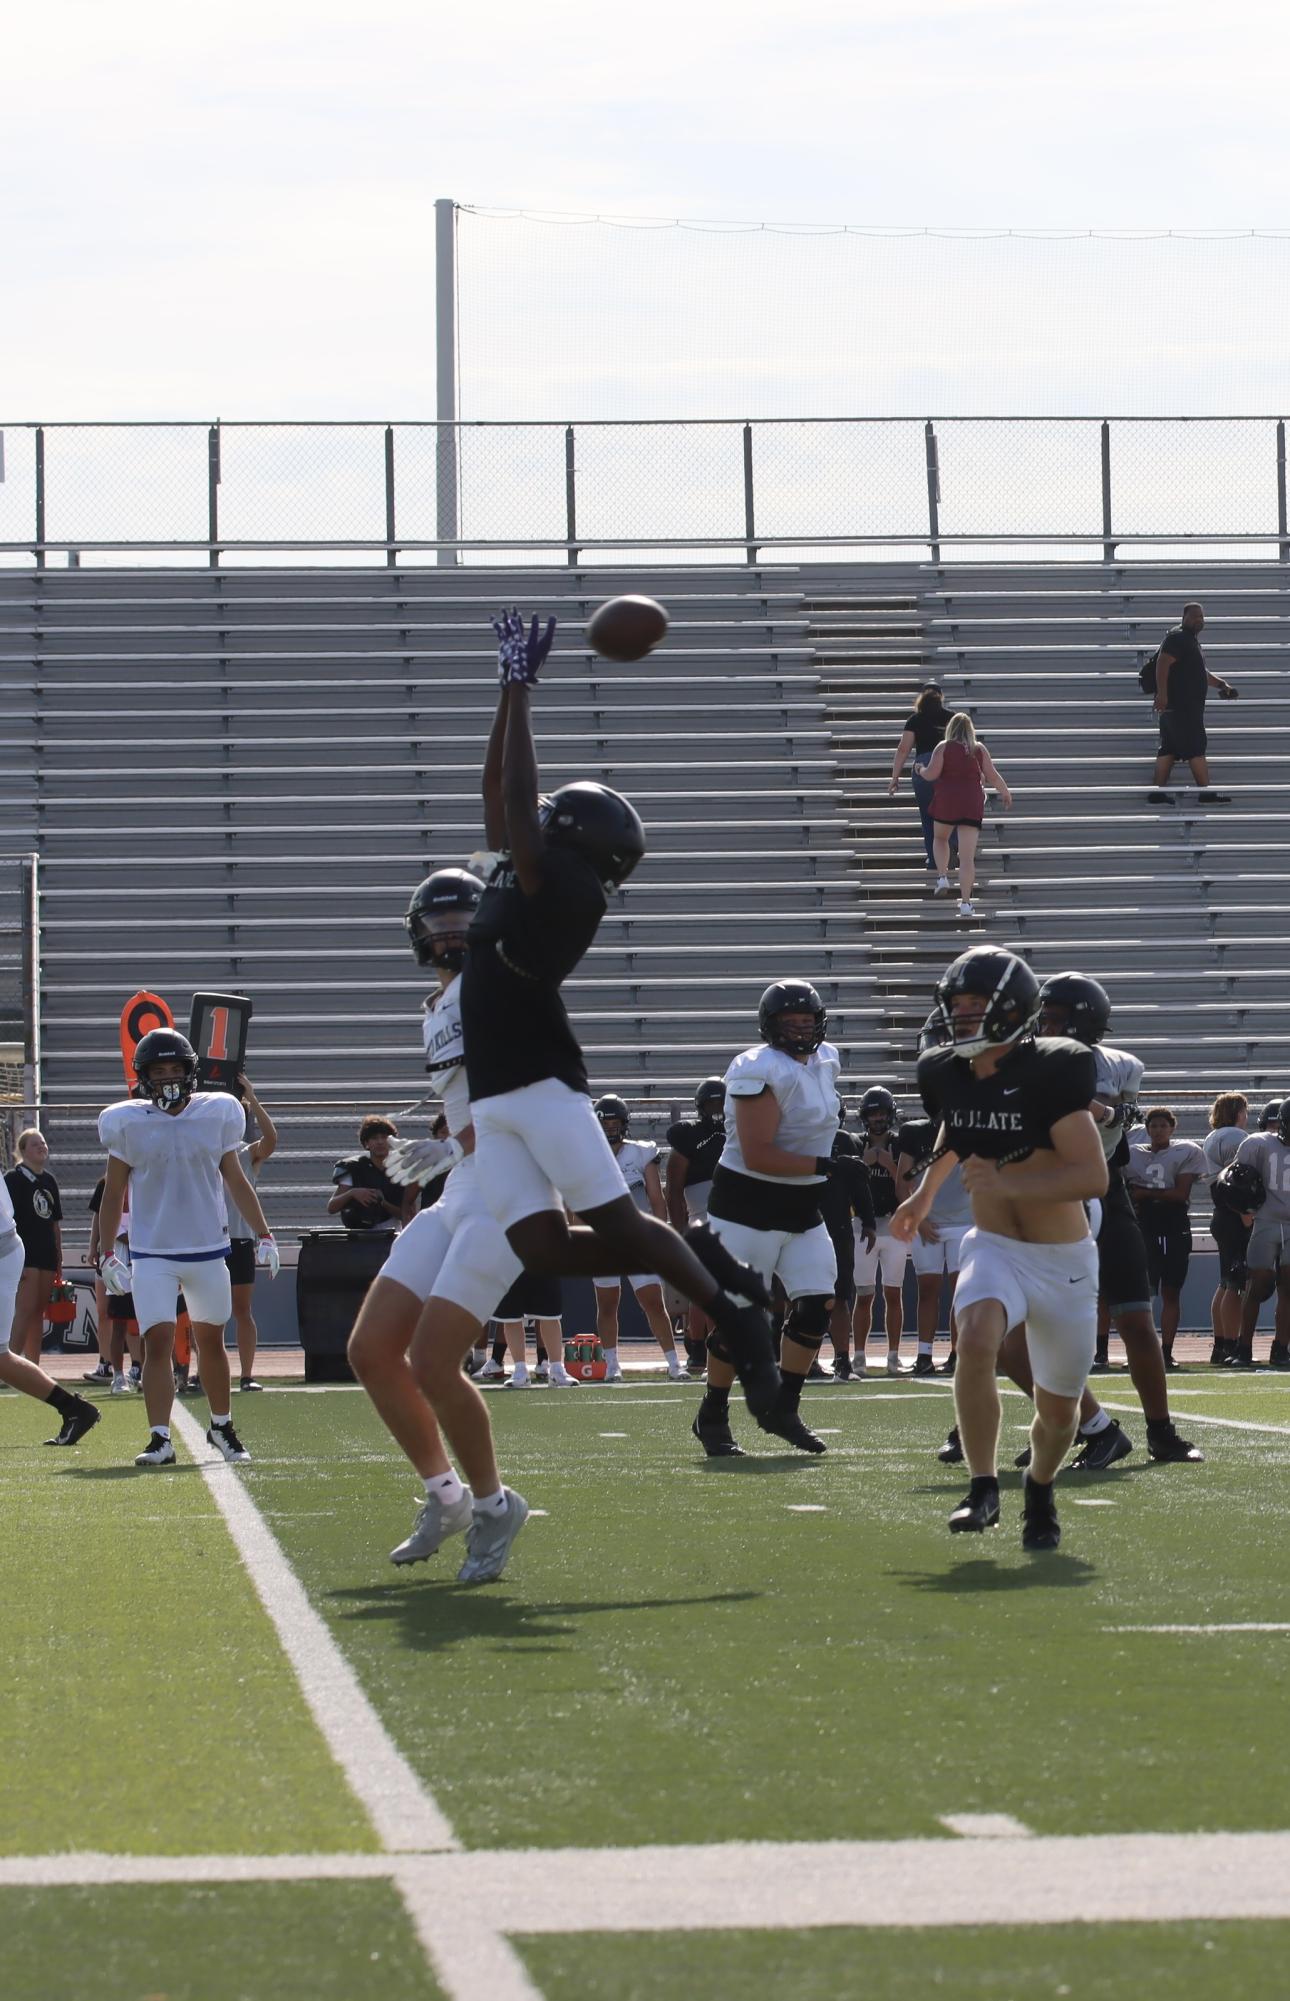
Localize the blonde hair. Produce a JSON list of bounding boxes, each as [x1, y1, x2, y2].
[[15, 1128, 45, 1156], [1209, 1092, 1248, 1130], [945, 712, 978, 752]]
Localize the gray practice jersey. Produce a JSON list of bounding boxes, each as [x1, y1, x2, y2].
[[928, 1160, 973, 1229], [1092, 1042, 1146, 1161], [1234, 1132, 1290, 1222], [1125, 1138, 1206, 1200], [1201, 1127, 1246, 1181]]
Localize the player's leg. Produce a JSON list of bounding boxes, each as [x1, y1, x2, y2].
[[952, 1299, 1008, 1476], [13, 1265, 54, 1364], [349, 1269, 456, 1470], [955, 823, 979, 906], [228, 1237, 261, 1388], [592, 1280, 623, 1380], [1019, 1241, 1098, 1550], [0, 1236, 100, 1442], [850, 1230, 880, 1373], [765, 1225, 837, 1453], [1271, 1263, 1290, 1364], [634, 1281, 684, 1378]]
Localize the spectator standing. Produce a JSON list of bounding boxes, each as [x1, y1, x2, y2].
[[922, 714, 1013, 920], [226, 1074, 278, 1392], [888, 684, 953, 869], [1124, 1108, 1205, 1368], [1147, 602, 1238, 805], [328, 1117, 407, 1233], [1201, 1092, 1249, 1364], [5, 1130, 63, 1364]]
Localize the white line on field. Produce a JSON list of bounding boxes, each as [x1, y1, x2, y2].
[[1100, 1402, 1290, 1438], [939, 1814, 1033, 1839], [1106, 1623, 1290, 1635], [786, 1504, 827, 1513], [1070, 1499, 1116, 1508]]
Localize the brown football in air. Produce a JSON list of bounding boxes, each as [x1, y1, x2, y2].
[[586, 595, 669, 662]]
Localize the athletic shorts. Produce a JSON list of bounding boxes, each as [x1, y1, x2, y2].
[[911, 1224, 968, 1278], [685, 1178, 712, 1222], [1158, 709, 1207, 761], [954, 1226, 1098, 1400], [708, 1214, 837, 1300], [1248, 1217, 1290, 1274], [130, 1252, 232, 1332], [380, 1160, 521, 1326], [593, 1273, 662, 1295], [494, 1269, 563, 1320], [1210, 1209, 1252, 1291], [1096, 1203, 1154, 1316], [854, 1225, 908, 1289], [1141, 1220, 1192, 1294], [0, 1237, 25, 1351], [226, 1238, 256, 1288], [107, 1289, 138, 1324], [473, 1078, 629, 1231]]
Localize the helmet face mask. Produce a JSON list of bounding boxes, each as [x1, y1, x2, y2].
[[405, 869, 484, 971], [133, 1029, 198, 1110], [859, 1085, 898, 1138], [935, 948, 1040, 1060], [758, 980, 827, 1057]]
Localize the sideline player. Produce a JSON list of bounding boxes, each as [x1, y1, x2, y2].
[[0, 1164, 99, 1445], [666, 1078, 727, 1372], [1200, 1093, 1249, 1362], [589, 1095, 686, 1382], [1232, 1101, 1290, 1367], [96, 1030, 279, 1467], [695, 978, 844, 1456], [891, 947, 1107, 1550], [851, 1087, 909, 1376]]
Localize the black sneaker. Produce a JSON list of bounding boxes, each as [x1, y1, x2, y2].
[[1148, 1427, 1204, 1464], [1021, 1475, 1061, 1551], [207, 1420, 251, 1464], [44, 1396, 102, 1447], [912, 1354, 937, 1377], [1070, 1420, 1134, 1471], [685, 1222, 772, 1310], [832, 1354, 854, 1382], [82, 1360, 113, 1385], [1268, 1346, 1290, 1371], [939, 1352, 957, 1378], [949, 1481, 1000, 1533], [1162, 1352, 1181, 1372], [692, 1407, 744, 1458], [1228, 1350, 1258, 1370], [805, 1359, 830, 1382], [1209, 1341, 1233, 1366], [1146, 791, 1175, 805], [938, 1425, 964, 1464], [707, 1306, 781, 1422], [238, 1376, 264, 1392], [1196, 791, 1232, 804]]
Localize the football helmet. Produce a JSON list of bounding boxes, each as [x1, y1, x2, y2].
[[404, 868, 485, 971], [934, 947, 1040, 1059], [1214, 1159, 1268, 1215], [917, 1007, 954, 1057], [540, 782, 646, 889], [758, 979, 827, 1056], [1261, 1099, 1284, 1132], [1279, 1104, 1290, 1146], [1037, 970, 1112, 1047], [858, 1086, 898, 1137], [132, 1028, 198, 1110], [594, 1094, 630, 1141], [694, 1077, 726, 1117]]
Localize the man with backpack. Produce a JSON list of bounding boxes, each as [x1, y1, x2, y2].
[[1143, 602, 1238, 805]]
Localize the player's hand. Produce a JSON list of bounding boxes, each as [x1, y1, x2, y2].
[[888, 1198, 925, 1244], [344, 1185, 381, 1207], [1219, 683, 1239, 700], [385, 1135, 465, 1187], [917, 1221, 940, 1243], [860, 1229, 876, 1254], [492, 608, 556, 688], [101, 1253, 132, 1297], [961, 1156, 1005, 1193], [257, 1235, 280, 1279]]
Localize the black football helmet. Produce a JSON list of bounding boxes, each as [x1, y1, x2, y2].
[[934, 946, 1040, 1059], [1214, 1159, 1268, 1215], [758, 979, 828, 1056], [1261, 1099, 1284, 1132], [694, 1077, 726, 1117], [858, 1086, 898, 1137], [133, 1028, 198, 1110], [1278, 1104, 1290, 1145], [917, 1007, 954, 1057], [540, 782, 646, 889], [1037, 971, 1112, 1047], [405, 868, 485, 971], [594, 1094, 630, 1140]]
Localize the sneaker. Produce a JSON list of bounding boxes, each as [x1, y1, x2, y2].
[[886, 1352, 909, 1377], [949, 1482, 1000, 1533], [457, 1489, 530, 1584], [135, 1430, 176, 1467], [44, 1396, 101, 1447], [207, 1420, 251, 1464], [958, 900, 975, 918], [533, 1362, 550, 1382], [912, 1354, 937, 1377], [177, 1377, 202, 1397], [1146, 791, 1175, 805], [938, 1352, 956, 1378], [851, 1352, 868, 1379], [832, 1354, 854, 1382], [685, 1221, 773, 1310], [1089, 1351, 1113, 1374], [502, 1373, 531, 1389], [666, 1360, 686, 1381], [1162, 1352, 1181, 1373], [1268, 1345, 1290, 1370], [934, 875, 952, 895], [692, 1405, 744, 1457], [82, 1360, 113, 1385], [390, 1487, 474, 1565], [1197, 790, 1232, 804], [239, 1376, 264, 1392], [805, 1359, 830, 1381], [938, 1425, 964, 1465], [603, 1363, 624, 1384], [462, 1351, 484, 1377], [756, 1398, 828, 1454], [1209, 1340, 1234, 1366], [1148, 1427, 1204, 1464], [1228, 1350, 1258, 1370], [1070, 1420, 1134, 1471], [128, 1365, 142, 1387], [111, 1373, 135, 1395], [547, 1363, 580, 1387], [478, 1358, 505, 1381], [1021, 1475, 1061, 1552]]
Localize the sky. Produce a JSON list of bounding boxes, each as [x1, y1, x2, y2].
[[8, 0, 1290, 422]]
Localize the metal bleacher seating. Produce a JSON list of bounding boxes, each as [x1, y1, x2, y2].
[[0, 556, 1285, 1233]]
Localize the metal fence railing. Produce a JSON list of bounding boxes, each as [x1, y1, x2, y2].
[[3, 417, 1290, 565]]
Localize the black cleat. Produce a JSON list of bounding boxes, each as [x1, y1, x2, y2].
[[1021, 1475, 1061, 1551], [1014, 1443, 1032, 1469], [757, 1402, 828, 1454], [1268, 1345, 1290, 1371], [1148, 1427, 1204, 1464], [685, 1222, 773, 1310], [82, 1360, 113, 1385], [692, 1407, 744, 1458], [44, 1396, 102, 1447], [1070, 1420, 1134, 1471], [938, 1351, 957, 1378], [1162, 1352, 1181, 1372], [832, 1353, 854, 1382], [707, 1306, 781, 1422], [1228, 1350, 1257, 1370], [1209, 1340, 1233, 1367], [912, 1354, 937, 1377], [805, 1359, 830, 1381], [938, 1425, 964, 1464], [949, 1481, 1000, 1533]]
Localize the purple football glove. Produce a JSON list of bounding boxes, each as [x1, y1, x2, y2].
[[493, 608, 556, 687]]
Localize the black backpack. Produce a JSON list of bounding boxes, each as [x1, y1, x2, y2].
[[1137, 650, 1159, 696]]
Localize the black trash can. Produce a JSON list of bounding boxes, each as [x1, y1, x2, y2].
[[296, 1229, 394, 1383]]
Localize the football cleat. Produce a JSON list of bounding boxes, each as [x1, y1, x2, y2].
[[949, 1483, 1000, 1533], [82, 1360, 113, 1385], [692, 1406, 744, 1457], [207, 1421, 251, 1464], [756, 1404, 828, 1455], [832, 1354, 854, 1382], [457, 1489, 530, 1585], [1268, 1346, 1290, 1371], [44, 1396, 101, 1448], [390, 1487, 474, 1565], [135, 1430, 176, 1467], [1021, 1476, 1061, 1552], [708, 1305, 781, 1422], [1014, 1443, 1032, 1469], [938, 1352, 957, 1378], [1162, 1352, 1182, 1372], [478, 1357, 506, 1381], [1147, 1428, 1205, 1464], [912, 1354, 937, 1377], [1070, 1421, 1134, 1472], [886, 1352, 910, 1377], [685, 1222, 773, 1310], [239, 1377, 264, 1393], [938, 1425, 964, 1464]]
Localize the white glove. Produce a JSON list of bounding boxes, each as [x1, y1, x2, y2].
[[385, 1135, 465, 1188], [102, 1253, 133, 1297], [257, 1235, 281, 1279]]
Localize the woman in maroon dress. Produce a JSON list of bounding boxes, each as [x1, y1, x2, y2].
[[922, 713, 1013, 919]]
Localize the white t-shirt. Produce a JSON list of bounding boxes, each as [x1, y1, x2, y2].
[[612, 1137, 659, 1214], [721, 1041, 841, 1183], [99, 1092, 246, 1257], [1201, 1126, 1245, 1181], [423, 976, 471, 1137], [0, 1174, 13, 1233]]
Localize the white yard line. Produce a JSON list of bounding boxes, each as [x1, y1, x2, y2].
[[1106, 1623, 1290, 1635], [939, 1814, 1033, 1838], [1099, 1401, 1290, 1438]]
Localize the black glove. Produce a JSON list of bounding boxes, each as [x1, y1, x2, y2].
[[813, 1157, 837, 1178]]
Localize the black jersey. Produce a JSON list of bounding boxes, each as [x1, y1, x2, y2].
[[917, 1035, 1096, 1163], [859, 1138, 900, 1219], [331, 1153, 403, 1233], [896, 1116, 936, 1171], [462, 846, 607, 1101], [665, 1114, 725, 1186], [5, 1165, 61, 1267]]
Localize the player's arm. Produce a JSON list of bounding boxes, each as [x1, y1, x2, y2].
[[221, 1150, 271, 1237], [240, 1074, 278, 1164], [973, 1108, 1108, 1204], [643, 1158, 668, 1223], [890, 1135, 957, 1240], [1154, 647, 1175, 712], [493, 609, 557, 893], [733, 1088, 827, 1178], [87, 1210, 101, 1268], [665, 1146, 690, 1231]]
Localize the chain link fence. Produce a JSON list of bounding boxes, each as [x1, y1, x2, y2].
[[3, 417, 1290, 565]]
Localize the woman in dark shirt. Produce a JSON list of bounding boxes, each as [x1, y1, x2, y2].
[[5, 1129, 62, 1363], [889, 685, 952, 868]]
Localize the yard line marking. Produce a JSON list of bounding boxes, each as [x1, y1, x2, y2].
[[1070, 1498, 1116, 1508], [1100, 1402, 1290, 1438], [785, 1504, 827, 1513], [598, 1431, 628, 1438], [168, 1405, 458, 1855], [939, 1814, 1033, 1839], [393, 1863, 544, 2001], [1106, 1623, 1290, 1635]]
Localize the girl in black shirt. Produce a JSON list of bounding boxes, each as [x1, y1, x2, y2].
[[888, 685, 952, 868], [5, 1129, 62, 1364]]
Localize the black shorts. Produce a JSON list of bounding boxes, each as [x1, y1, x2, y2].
[[1097, 1203, 1154, 1315], [1211, 1209, 1252, 1291], [107, 1289, 136, 1324], [226, 1239, 256, 1287], [1141, 1220, 1192, 1294], [494, 1271, 563, 1321], [1159, 709, 1207, 762]]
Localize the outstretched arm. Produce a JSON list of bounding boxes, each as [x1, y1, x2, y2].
[[492, 609, 556, 894]]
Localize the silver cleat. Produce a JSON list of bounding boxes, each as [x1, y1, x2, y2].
[[390, 1488, 474, 1566], [456, 1488, 530, 1584]]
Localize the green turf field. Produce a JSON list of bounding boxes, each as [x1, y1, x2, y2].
[[6, 1367, 1290, 1998]]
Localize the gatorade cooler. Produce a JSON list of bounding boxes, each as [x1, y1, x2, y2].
[[564, 1335, 608, 1382]]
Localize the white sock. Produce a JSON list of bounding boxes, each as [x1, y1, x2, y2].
[[1080, 1408, 1112, 1438], [917, 1342, 933, 1356], [605, 1353, 621, 1372], [210, 1414, 230, 1428], [153, 1424, 171, 1440], [473, 1488, 508, 1515], [667, 1353, 683, 1375], [426, 1470, 465, 1506]]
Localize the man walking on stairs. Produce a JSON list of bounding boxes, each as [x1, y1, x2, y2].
[[1147, 602, 1239, 805]]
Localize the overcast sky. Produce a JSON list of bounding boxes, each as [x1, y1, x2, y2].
[[7, 0, 1288, 421]]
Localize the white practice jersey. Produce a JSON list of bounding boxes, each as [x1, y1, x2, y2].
[[1092, 1042, 1145, 1161], [99, 1091, 245, 1256], [1201, 1126, 1246, 1181], [0, 1174, 13, 1233], [1124, 1138, 1206, 1195], [612, 1137, 659, 1214], [423, 975, 471, 1136], [1235, 1132, 1290, 1222], [721, 1041, 841, 1184]]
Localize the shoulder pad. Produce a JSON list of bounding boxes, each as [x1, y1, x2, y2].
[[726, 1046, 780, 1094]]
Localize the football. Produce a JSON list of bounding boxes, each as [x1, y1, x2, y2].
[[586, 594, 669, 662]]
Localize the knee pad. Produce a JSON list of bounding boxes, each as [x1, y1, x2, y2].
[[785, 1294, 834, 1349]]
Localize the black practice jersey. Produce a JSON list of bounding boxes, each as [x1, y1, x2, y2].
[[330, 1153, 403, 1232], [665, 1114, 726, 1185], [918, 1036, 1097, 1163], [860, 1137, 900, 1219], [5, 1165, 61, 1266], [462, 846, 607, 1100], [819, 1129, 876, 1240], [896, 1117, 936, 1172]]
